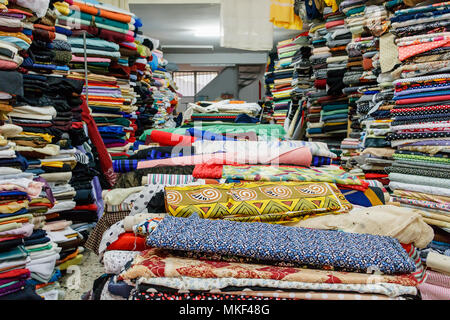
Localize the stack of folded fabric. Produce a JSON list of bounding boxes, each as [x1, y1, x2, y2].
[[0, 0, 88, 299], [387, 1, 450, 232], [139, 123, 287, 144], [284, 33, 312, 140], [64, 2, 178, 173], [340, 137, 362, 172], [341, 0, 365, 36], [306, 21, 328, 139], [150, 49, 179, 129], [0, 167, 47, 300], [342, 2, 393, 186], [1, 0, 106, 299], [61, 1, 141, 168], [85, 213, 163, 300], [132, 66, 156, 139], [270, 37, 299, 126], [418, 233, 450, 300], [114, 214, 423, 300], [84, 186, 143, 258], [305, 94, 327, 139], [322, 6, 352, 148], [263, 51, 277, 121], [184, 100, 261, 124], [0, 3, 44, 300]]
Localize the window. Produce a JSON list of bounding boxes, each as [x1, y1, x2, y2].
[[173, 71, 218, 97]]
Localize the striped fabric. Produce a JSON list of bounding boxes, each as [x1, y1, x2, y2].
[[403, 244, 427, 284], [146, 174, 195, 186], [104, 203, 132, 213], [418, 270, 450, 300]]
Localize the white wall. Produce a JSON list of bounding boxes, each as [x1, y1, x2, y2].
[[239, 73, 264, 102], [196, 67, 238, 101]]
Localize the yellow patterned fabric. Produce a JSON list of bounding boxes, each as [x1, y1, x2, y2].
[[165, 182, 352, 223]]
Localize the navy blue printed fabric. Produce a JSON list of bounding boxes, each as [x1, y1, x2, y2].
[[147, 214, 416, 275]]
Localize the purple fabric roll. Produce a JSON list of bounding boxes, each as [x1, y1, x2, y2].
[[92, 176, 104, 220], [0, 280, 26, 297]]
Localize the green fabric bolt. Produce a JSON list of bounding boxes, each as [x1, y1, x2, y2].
[[67, 10, 131, 30], [139, 124, 287, 141]]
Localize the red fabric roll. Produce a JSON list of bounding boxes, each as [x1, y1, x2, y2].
[[193, 163, 224, 179], [364, 173, 388, 179], [150, 130, 196, 146], [106, 232, 148, 252], [396, 95, 450, 105], [74, 204, 98, 211], [0, 268, 30, 280], [314, 79, 326, 89], [81, 98, 116, 187], [363, 58, 373, 70], [325, 20, 344, 29]]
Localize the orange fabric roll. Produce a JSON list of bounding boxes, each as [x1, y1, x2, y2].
[[71, 2, 132, 24]]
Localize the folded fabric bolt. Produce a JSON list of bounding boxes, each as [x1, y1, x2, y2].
[[185, 128, 236, 141], [120, 248, 418, 286], [132, 277, 416, 298], [149, 130, 196, 147], [137, 149, 313, 170], [146, 174, 195, 186], [129, 146, 195, 160], [219, 165, 363, 185], [139, 124, 286, 142], [164, 181, 352, 221], [146, 214, 416, 274], [389, 173, 450, 189], [418, 270, 450, 300], [192, 140, 315, 165]]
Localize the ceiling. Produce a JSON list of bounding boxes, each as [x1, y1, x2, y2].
[[130, 3, 302, 54]]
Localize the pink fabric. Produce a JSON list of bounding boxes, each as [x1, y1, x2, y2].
[[137, 147, 312, 169], [0, 223, 33, 238], [398, 40, 450, 61], [277, 147, 312, 166], [137, 154, 236, 169], [43, 220, 72, 232], [70, 55, 111, 63], [0, 60, 18, 70], [418, 270, 450, 300], [0, 181, 43, 198]]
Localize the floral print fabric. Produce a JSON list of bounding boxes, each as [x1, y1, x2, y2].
[[119, 248, 418, 286], [221, 165, 363, 185], [146, 215, 416, 274]]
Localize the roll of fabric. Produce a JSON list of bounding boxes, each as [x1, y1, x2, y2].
[[146, 174, 195, 186], [149, 130, 196, 147], [71, 2, 133, 23], [185, 128, 235, 141], [146, 214, 416, 274], [137, 146, 312, 170], [426, 252, 450, 274], [418, 270, 450, 300], [164, 181, 353, 221]]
